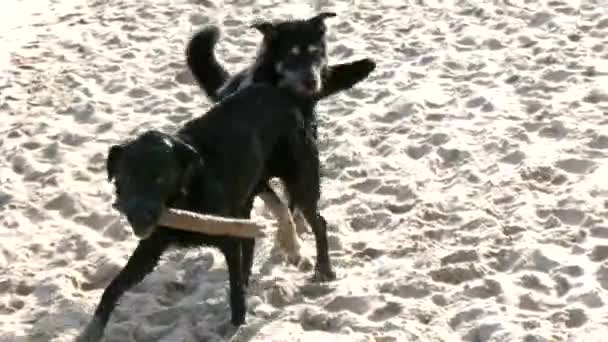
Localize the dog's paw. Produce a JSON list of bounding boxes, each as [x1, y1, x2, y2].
[[216, 318, 242, 338], [229, 316, 246, 329], [355, 58, 377, 74], [313, 265, 337, 282], [75, 317, 104, 342], [287, 252, 302, 267], [297, 255, 314, 272]]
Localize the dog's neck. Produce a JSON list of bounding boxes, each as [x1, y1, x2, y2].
[[167, 166, 227, 216]]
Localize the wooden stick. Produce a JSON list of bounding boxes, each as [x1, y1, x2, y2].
[[158, 208, 266, 239]]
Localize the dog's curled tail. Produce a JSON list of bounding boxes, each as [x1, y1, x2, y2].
[[186, 26, 230, 102]]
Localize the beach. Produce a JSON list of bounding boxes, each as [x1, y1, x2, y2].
[[1, 0, 608, 341]]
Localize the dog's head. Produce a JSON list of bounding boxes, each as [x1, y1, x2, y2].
[[106, 130, 204, 239], [251, 12, 336, 96]]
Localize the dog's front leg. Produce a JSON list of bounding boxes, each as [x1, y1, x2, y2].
[[284, 133, 336, 282], [222, 241, 247, 326], [76, 233, 168, 342], [319, 58, 376, 99], [241, 238, 255, 287]]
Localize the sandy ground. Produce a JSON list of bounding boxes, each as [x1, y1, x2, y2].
[[1, 0, 608, 341]]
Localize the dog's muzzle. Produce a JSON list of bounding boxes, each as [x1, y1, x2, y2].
[[122, 198, 163, 239], [300, 74, 322, 94]]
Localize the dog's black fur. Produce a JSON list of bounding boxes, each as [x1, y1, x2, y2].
[[185, 12, 375, 246], [77, 84, 324, 342], [187, 12, 376, 140]]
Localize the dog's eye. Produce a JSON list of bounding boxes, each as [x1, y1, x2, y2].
[[289, 46, 301, 56]]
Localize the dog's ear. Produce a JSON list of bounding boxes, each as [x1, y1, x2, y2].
[[308, 12, 336, 35], [251, 21, 276, 38], [318, 58, 376, 99], [310, 12, 337, 22], [308, 12, 337, 28], [106, 144, 124, 182], [171, 137, 204, 192]]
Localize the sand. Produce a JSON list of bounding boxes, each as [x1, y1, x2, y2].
[[1, 0, 608, 341]]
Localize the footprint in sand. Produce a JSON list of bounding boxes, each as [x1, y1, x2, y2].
[[465, 96, 487, 109], [9, 152, 39, 176], [406, 144, 432, 160], [542, 68, 574, 83], [44, 192, 83, 218], [500, 150, 526, 165], [80, 256, 123, 291], [429, 264, 486, 285], [368, 301, 403, 322], [582, 89, 608, 104], [127, 87, 151, 99], [324, 295, 376, 315], [440, 249, 479, 265], [73, 102, 99, 124], [520, 165, 568, 185], [588, 134, 608, 149], [15, 280, 34, 297], [598, 264, 608, 290], [299, 307, 333, 332], [518, 273, 553, 294], [589, 245, 608, 262], [568, 289, 604, 308], [449, 307, 485, 330], [103, 77, 128, 94], [464, 279, 503, 299], [556, 265, 584, 278], [536, 208, 586, 226], [555, 158, 597, 174], [264, 279, 301, 307], [427, 132, 450, 146], [103, 220, 131, 241], [378, 277, 439, 299], [73, 212, 115, 232], [590, 226, 608, 239], [513, 249, 560, 273], [538, 121, 568, 139], [436, 146, 471, 166], [299, 283, 335, 300]]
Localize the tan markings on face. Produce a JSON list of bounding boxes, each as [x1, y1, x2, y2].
[[290, 46, 301, 55], [307, 45, 320, 53]]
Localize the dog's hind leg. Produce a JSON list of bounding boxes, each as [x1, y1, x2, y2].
[[221, 241, 247, 326], [257, 186, 303, 266], [293, 210, 310, 235], [319, 58, 376, 99], [186, 26, 231, 102], [77, 233, 169, 342]]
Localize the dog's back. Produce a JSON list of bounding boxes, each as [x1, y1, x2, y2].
[[180, 84, 303, 151], [177, 84, 306, 205]]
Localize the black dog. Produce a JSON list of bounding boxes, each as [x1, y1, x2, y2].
[[188, 12, 375, 137], [77, 84, 323, 342], [186, 12, 375, 257]]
